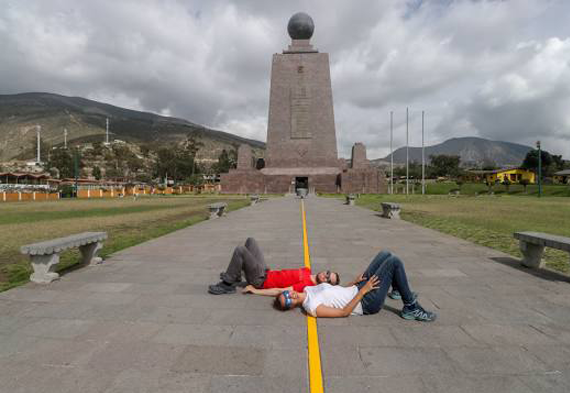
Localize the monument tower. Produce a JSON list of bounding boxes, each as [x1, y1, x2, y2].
[[220, 12, 386, 194], [260, 12, 341, 193]]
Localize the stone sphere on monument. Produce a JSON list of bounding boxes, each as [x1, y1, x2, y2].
[[287, 12, 314, 40]]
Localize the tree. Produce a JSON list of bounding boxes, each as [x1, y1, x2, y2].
[[521, 149, 557, 176], [429, 154, 461, 177], [214, 149, 237, 174], [92, 166, 102, 180], [153, 140, 203, 183], [47, 148, 77, 178]]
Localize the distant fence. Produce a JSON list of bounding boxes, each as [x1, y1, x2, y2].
[[1, 191, 60, 202], [0, 184, 222, 202]]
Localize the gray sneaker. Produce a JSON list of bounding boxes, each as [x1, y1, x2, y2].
[[208, 282, 236, 295], [401, 303, 437, 322]]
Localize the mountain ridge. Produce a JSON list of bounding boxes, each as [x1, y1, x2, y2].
[[375, 136, 533, 167], [0, 92, 265, 162]]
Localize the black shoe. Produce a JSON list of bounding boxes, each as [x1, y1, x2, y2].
[[219, 273, 246, 287], [208, 281, 236, 295]]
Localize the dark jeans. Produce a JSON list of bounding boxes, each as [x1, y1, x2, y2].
[[222, 238, 267, 287], [357, 251, 415, 315]]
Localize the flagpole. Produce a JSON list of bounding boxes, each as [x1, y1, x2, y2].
[[406, 107, 409, 195], [422, 111, 426, 195], [390, 111, 393, 195]]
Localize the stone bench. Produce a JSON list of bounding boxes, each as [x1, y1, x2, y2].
[[250, 195, 260, 206], [209, 202, 228, 219], [381, 202, 401, 219], [513, 231, 570, 269], [346, 194, 356, 206], [21, 232, 107, 284]]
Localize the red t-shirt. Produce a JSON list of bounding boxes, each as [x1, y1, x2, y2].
[[262, 267, 314, 292]]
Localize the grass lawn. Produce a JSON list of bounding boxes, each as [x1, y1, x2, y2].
[[0, 195, 251, 292], [353, 194, 570, 275], [397, 181, 570, 197]]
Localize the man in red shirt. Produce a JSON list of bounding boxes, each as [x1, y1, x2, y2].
[[208, 238, 339, 295]]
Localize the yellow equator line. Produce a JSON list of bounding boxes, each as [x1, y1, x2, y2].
[[301, 200, 324, 393]]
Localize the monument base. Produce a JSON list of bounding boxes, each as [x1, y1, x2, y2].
[[220, 168, 341, 194], [340, 168, 387, 194], [220, 170, 265, 194]]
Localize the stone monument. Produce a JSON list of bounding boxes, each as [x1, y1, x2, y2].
[[221, 12, 386, 194]]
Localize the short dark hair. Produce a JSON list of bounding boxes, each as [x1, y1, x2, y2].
[[273, 295, 287, 311]]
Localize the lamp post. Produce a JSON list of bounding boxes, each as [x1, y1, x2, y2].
[[74, 147, 79, 198], [536, 140, 542, 198]]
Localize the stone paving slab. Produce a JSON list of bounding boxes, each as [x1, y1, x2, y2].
[[0, 195, 570, 392], [305, 196, 570, 393]]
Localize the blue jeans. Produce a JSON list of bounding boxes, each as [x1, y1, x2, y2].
[[357, 251, 415, 315]]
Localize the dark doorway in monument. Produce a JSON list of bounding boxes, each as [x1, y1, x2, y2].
[[295, 176, 309, 191], [256, 158, 265, 170]]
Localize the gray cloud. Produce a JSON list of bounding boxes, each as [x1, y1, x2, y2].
[[1, 0, 569, 159]]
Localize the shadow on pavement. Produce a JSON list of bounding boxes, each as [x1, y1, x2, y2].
[[490, 256, 570, 283]]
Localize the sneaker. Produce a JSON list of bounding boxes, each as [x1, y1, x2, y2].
[[401, 302, 437, 322], [208, 281, 236, 295]]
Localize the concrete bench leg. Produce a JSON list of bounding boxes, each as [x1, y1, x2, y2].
[[30, 254, 60, 284], [209, 209, 219, 219], [80, 242, 104, 265], [382, 208, 400, 219], [519, 241, 545, 268]]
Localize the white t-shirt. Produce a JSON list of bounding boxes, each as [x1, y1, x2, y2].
[[302, 283, 363, 316]]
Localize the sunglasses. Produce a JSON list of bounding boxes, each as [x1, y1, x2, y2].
[[282, 290, 293, 309], [324, 270, 334, 284]]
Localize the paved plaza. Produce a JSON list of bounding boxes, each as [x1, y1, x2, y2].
[[1, 196, 570, 392]]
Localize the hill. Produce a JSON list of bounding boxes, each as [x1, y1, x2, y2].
[[376, 137, 533, 168], [0, 92, 265, 162]]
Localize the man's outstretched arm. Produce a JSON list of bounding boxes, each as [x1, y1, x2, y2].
[[242, 285, 292, 297]]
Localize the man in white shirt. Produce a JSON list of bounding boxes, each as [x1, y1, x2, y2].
[[275, 250, 436, 322]]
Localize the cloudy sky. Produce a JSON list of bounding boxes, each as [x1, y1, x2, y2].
[[1, 0, 570, 159]]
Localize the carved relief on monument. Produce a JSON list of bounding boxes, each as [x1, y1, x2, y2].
[[290, 65, 312, 139]]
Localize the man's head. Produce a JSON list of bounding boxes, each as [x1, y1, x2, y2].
[[316, 270, 340, 285], [274, 289, 304, 311]]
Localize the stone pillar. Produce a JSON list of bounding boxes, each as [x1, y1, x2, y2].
[[237, 144, 253, 170], [351, 143, 368, 169]]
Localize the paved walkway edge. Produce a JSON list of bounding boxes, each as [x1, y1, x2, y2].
[[302, 200, 324, 393]]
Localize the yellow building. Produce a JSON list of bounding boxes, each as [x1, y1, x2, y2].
[[468, 168, 536, 184]]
